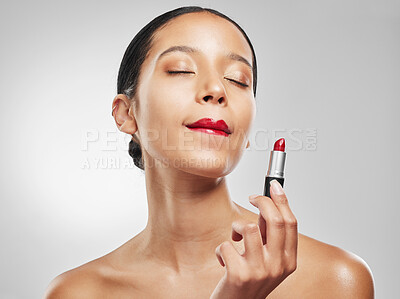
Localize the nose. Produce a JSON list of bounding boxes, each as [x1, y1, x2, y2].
[[196, 72, 227, 106]]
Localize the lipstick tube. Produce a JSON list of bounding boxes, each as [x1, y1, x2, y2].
[[264, 138, 286, 198]]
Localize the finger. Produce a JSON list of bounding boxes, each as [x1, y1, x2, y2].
[[231, 220, 264, 262], [269, 180, 298, 257], [215, 241, 241, 271], [249, 195, 286, 258], [258, 213, 267, 245], [250, 194, 267, 245]]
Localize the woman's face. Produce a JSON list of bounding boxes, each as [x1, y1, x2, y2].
[[134, 12, 256, 177]]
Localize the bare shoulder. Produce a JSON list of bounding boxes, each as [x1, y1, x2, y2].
[[43, 260, 109, 299], [298, 234, 375, 298], [43, 236, 145, 299]]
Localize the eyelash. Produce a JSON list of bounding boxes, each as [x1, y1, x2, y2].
[[166, 71, 249, 88], [167, 71, 194, 74], [225, 78, 249, 88]]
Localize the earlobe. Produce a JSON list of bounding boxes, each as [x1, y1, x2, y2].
[[112, 94, 138, 135]]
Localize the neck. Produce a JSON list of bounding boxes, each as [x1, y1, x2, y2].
[[139, 155, 241, 273]]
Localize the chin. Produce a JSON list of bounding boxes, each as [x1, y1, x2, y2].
[[173, 151, 238, 178]]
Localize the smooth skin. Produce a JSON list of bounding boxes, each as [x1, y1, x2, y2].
[[44, 12, 374, 298]]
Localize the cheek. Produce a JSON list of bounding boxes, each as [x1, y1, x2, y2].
[[142, 79, 175, 126], [235, 99, 255, 136], [139, 78, 194, 156], [146, 76, 193, 119]]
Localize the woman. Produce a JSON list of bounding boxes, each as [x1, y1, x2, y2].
[[45, 6, 374, 298]]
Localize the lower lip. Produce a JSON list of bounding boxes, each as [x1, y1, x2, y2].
[[186, 126, 230, 137]]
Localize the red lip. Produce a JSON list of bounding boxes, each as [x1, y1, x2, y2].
[[185, 118, 232, 135]]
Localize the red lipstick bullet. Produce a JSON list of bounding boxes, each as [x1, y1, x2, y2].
[[264, 138, 286, 198], [273, 138, 285, 152]]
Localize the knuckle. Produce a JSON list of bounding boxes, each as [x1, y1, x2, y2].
[[285, 217, 298, 228], [253, 269, 267, 281], [244, 223, 259, 235], [267, 259, 285, 279], [250, 195, 263, 204], [282, 256, 297, 275], [271, 216, 285, 228], [241, 273, 252, 283], [269, 268, 285, 279], [276, 195, 288, 205], [231, 221, 239, 229], [270, 266, 285, 279], [219, 241, 231, 252]]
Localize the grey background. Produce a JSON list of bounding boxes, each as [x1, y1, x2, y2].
[[0, 0, 399, 298]]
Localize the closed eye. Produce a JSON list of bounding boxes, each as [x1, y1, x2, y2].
[[167, 71, 249, 87], [225, 78, 249, 87], [167, 70, 194, 74]]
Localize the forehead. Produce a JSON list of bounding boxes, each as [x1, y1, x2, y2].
[[148, 12, 253, 64]]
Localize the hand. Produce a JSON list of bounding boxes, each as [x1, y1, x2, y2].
[[210, 180, 298, 299]]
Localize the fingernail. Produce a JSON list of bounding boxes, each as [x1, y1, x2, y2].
[[270, 180, 284, 195], [249, 194, 258, 201]]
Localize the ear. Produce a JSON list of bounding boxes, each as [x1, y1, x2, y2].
[[246, 140, 250, 149], [112, 94, 138, 135]]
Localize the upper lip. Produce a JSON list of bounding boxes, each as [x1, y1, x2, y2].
[[185, 118, 232, 134]]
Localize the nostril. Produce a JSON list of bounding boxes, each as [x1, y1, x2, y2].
[[202, 95, 225, 103]]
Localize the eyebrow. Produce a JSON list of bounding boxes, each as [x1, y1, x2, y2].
[[156, 45, 253, 71]]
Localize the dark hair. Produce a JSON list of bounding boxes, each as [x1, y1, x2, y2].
[[118, 6, 258, 171]]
